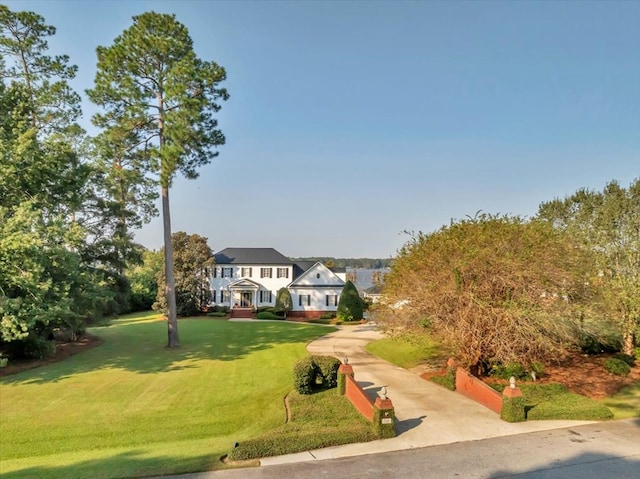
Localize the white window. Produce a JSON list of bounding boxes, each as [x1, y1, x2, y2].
[[241, 267, 252, 277], [222, 267, 233, 278], [220, 290, 230, 303], [277, 267, 289, 278], [212, 290, 216, 303], [326, 294, 338, 306], [260, 267, 272, 278], [259, 290, 272, 303], [299, 294, 311, 306]]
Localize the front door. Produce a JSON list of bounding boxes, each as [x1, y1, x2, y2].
[[241, 291, 252, 307]]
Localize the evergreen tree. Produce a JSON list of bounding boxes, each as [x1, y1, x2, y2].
[[337, 280, 364, 322], [87, 12, 228, 347]]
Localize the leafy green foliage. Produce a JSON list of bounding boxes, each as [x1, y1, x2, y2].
[[380, 214, 597, 374], [337, 280, 364, 321], [154, 232, 214, 317], [293, 356, 318, 395], [612, 353, 635, 366], [538, 179, 640, 355], [0, 7, 116, 354], [313, 355, 341, 388], [604, 358, 631, 376], [293, 355, 341, 394]]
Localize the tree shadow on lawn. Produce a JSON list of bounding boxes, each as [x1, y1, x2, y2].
[[1, 319, 334, 384], [0, 448, 223, 479]]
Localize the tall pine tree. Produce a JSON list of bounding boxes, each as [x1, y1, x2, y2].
[[87, 12, 228, 347]]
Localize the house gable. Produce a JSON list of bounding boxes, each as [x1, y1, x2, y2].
[[288, 262, 345, 288]]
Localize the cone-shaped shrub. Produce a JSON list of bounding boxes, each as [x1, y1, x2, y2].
[[337, 280, 364, 321]]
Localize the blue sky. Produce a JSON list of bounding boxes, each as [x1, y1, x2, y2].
[[5, 0, 639, 258]]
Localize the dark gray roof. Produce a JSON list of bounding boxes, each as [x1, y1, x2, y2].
[[293, 261, 316, 278], [214, 248, 294, 265]]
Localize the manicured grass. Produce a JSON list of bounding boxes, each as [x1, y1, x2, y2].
[[520, 383, 613, 421], [228, 388, 378, 460], [599, 383, 640, 419], [0, 314, 336, 478], [366, 334, 445, 369]]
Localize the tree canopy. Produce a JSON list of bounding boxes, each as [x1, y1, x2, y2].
[[538, 179, 640, 354], [380, 214, 600, 374], [154, 232, 214, 317]]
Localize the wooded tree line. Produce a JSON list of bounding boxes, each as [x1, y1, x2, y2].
[[292, 258, 393, 269], [0, 6, 226, 356]]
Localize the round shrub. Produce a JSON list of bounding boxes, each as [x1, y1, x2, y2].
[[313, 355, 341, 388], [612, 353, 635, 367], [604, 358, 631, 376], [293, 356, 318, 394]]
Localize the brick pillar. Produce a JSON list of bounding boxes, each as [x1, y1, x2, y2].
[[373, 397, 396, 438], [337, 363, 354, 395], [501, 384, 526, 422]]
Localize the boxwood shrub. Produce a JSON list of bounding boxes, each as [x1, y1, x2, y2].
[[293, 356, 318, 394], [293, 355, 341, 394], [313, 355, 341, 388]]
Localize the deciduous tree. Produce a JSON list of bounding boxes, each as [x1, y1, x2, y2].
[[154, 232, 214, 317], [538, 179, 640, 355], [87, 12, 229, 347], [381, 215, 598, 374]]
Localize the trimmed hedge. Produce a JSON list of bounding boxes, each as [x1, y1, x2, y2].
[[256, 311, 285, 320], [501, 396, 526, 422], [314, 355, 341, 388], [227, 390, 378, 461], [293, 355, 341, 394], [293, 357, 318, 394]]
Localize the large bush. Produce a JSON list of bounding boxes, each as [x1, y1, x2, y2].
[[381, 214, 601, 375]]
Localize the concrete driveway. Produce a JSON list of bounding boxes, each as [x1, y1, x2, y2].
[[261, 321, 596, 465]]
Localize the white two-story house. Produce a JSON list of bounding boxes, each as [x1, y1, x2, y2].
[[209, 247, 346, 318]]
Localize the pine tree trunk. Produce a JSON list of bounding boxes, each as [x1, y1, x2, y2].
[[162, 186, 180, 348]]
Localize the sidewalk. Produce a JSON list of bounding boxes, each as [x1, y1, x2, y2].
[[261, 322, 595, 466]]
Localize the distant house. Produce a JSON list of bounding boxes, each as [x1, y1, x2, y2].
[[209, 247, 345, 318]]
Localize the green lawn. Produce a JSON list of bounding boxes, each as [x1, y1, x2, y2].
[[599, 383, 640, 419], [365, 334, 446, 369], [0, 314, 336, 478]]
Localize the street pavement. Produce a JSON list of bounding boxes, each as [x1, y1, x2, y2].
[[156, 419, 640, 478]]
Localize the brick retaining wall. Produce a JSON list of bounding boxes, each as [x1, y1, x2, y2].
[[455, 367, 502, 414], [344, 373, 375, 420]]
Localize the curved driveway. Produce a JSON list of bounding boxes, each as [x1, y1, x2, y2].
[[262, 322, 595, 465]]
